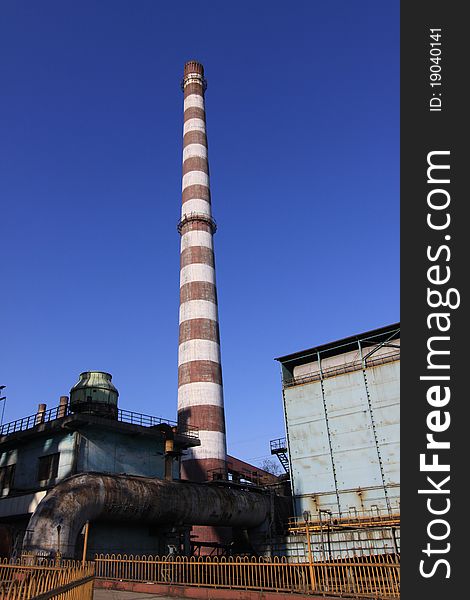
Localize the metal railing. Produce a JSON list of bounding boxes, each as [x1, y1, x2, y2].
[[0, 406, 67, 437], [285, 508, 401, 562], [0, 406, 198, 440], [270, 438, 287, 452], [0, 559, 94, 600], [117, 409, 199, 439], [289, 508, 401, 532], [177, 212, 217, 234], [284, 349, 400, 389], [94, 553, 400, 598]]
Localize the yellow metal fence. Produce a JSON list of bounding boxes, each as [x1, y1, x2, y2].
[[95, 553, 400, 598], [0, 559, 95, 600]]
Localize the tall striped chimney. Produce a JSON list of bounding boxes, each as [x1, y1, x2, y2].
[[177, 61, 227, 482]]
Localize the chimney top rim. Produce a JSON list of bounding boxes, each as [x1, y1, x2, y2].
[[184, 60, 205, 77]]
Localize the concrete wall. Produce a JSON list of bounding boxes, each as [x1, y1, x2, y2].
[[284, 355, 399, 518]]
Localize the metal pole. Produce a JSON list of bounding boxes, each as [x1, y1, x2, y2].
[[390, 527, 399, 555], [318, 510, 326, 562], [82, 521, 90, 566], [326, 522, 332, 560], [56, 525, 61, 563], [303, 511, 316, 593], [0, 385, 6, 427]]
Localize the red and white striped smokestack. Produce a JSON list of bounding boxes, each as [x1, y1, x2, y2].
[[177, 61, 227, 482]]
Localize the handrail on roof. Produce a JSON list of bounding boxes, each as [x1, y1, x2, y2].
[[0, 404, 199, 439]]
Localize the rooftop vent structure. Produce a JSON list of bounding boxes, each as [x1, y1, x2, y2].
[[69, 371, 118, 419]]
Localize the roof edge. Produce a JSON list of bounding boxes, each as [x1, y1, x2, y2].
[[275, 322, 400, 364]]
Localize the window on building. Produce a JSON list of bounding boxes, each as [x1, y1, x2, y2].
[[0, 464, 16, 493], [37, 453, 60, 482]]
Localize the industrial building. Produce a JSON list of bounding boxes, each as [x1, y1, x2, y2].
[[0, 370, 283, 558], [0, 371, 199, 555], [271, 323, 400, 559]]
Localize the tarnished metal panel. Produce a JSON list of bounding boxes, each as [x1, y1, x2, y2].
[[284, 357, 400, 519], [307, 527, 400, 560], [294, 493, 339, 518], [284, 383, 336, 497], [284, 380, 325, 421], [291, 452, 336, 496], [293, 487, 394, 519], [269, 525, 400, 560], [79, 429, 166, 478], [324, 371, 383, 494], [365, 362, 400, 486], [293, 348, 361, 379], [292, 343, 399, 382]]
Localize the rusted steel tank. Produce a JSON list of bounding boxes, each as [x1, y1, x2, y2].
[[22, 472, 272, 557]]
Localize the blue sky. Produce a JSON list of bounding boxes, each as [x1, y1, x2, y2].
[[0, 1, 399, 467]]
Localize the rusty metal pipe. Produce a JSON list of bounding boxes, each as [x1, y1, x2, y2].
[[23, 472, 271, 557]]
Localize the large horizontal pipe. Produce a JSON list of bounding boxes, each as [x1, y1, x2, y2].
[[23, 472, 272, 557]]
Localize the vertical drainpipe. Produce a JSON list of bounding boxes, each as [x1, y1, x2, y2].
[[177, 61, 227, 483]]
